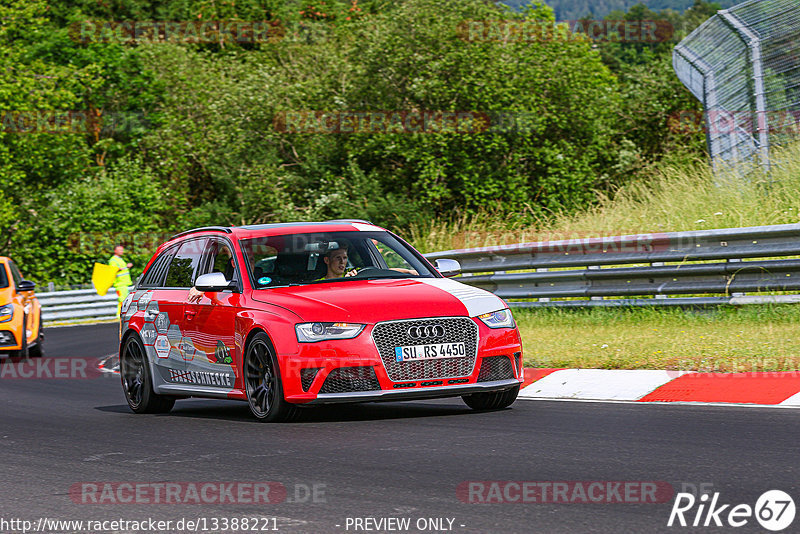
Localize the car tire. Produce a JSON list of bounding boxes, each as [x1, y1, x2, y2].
[[244, 332, 299, 422], [120, 334, 175, 414], [28, 314, 44, 358], [462, 385, 520, 411]]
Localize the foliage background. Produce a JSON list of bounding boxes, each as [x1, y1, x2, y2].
[[0, 0, 715, 285]]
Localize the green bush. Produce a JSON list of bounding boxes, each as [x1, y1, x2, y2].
[[0, 0, 713, 285]]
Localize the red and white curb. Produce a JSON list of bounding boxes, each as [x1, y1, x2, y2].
[[91, 359, 800, 406], [520, 368, 800, 407], [98, 353, 119, 374]]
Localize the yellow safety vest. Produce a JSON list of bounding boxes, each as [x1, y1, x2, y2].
[[109, 255, 132, 288]]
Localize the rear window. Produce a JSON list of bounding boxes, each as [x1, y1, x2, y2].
[[139, 247, 177, 289], [0, 264, 7, 289]]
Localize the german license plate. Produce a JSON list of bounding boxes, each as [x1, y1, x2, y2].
[[394, 342, 466, 362]]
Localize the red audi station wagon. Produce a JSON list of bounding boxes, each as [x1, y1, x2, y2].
[[119, 221, 523, 421]]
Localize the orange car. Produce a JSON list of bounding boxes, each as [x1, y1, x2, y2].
[[0, 257, 43, 358]]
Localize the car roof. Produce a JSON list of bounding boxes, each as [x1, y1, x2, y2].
[[162, 220, 387, 249]]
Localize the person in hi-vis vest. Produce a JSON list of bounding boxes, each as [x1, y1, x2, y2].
[[109, 245, 133, 318]]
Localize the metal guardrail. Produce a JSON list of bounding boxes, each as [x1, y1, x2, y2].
[[38, 289, 120, 323], [424, 223, 800, 307], [35, 224, 800, 323]]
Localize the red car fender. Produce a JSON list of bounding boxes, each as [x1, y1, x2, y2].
[[122, 314, 146, 344], [235, 308, 302, 391]]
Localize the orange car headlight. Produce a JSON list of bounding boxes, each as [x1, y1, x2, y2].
[[0, 304, 13, 323]]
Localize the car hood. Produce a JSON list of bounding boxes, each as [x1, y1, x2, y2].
[[250, 277, 507, 323]]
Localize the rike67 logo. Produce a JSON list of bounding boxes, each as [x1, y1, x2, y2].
[[668, 490, 795, 531]]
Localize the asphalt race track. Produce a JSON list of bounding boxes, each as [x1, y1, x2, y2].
[[0, 324, 797, 533]]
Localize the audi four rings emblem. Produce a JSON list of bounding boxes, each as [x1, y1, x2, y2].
[[408, 324, 445, 339]]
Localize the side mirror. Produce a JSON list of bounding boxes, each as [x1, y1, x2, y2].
[[195, 272, 234, 292], [435, 259, 461, 278], [18, 280, 36, 292]]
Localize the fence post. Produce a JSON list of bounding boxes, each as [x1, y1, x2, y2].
[[716, 10, 770, 172], [673, 45, 719, 170]]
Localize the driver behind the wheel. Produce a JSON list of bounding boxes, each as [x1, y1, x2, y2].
[[316, 240, 420, 281], [318, 243, 357, 280]]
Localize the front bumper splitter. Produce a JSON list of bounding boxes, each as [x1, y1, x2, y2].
[[306, 378, 520, 405]]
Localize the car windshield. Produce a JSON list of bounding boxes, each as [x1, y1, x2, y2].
[[240, 231, 436, 288], [0, 264, 7, 289]]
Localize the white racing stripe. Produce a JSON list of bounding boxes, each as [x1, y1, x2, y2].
[[417, 278, 506, 317], [352, 222, 383, 232]]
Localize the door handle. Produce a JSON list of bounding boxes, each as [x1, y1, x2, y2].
[[184, 309, 198, 319], [144, 310, 159, 318]]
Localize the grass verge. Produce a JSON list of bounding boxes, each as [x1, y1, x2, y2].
[[409, 142, 800, 253], [515, 305, 800, 372], [44, 318, 118, 328]]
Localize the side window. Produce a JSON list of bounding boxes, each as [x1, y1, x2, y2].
[[139, 248, 176, 288], [198, 239, 237, 282], [369, 238, 416, 271], [242, 240, 278, 288], [0, 264, 9, 289], [164, 238, 206, 288], [8, 261, 23, 289]]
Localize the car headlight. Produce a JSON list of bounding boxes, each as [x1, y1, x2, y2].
[[477, 309, 515, 329], [0, 304, 13, 323], [295, 322, 365, 343]]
